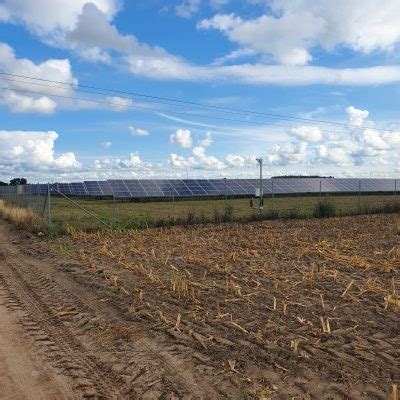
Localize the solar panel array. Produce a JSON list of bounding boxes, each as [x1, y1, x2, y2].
[[10, 178, 397, 198]]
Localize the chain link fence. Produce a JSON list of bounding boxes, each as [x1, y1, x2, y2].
[[0, 181, 399, 231]]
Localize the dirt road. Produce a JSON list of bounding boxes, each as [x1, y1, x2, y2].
[[0, 297, 75, 399]]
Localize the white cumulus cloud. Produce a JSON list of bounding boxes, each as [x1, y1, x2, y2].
[[170, 129, 193, 148], [199, 1, 400, 66], [346, 106, 369, 127], [170, 146, 225, 170], [0, 130, 81, 174], [0, 42, 77, 114], [290, 126, 323, 142], [198, 131, 213, 147]]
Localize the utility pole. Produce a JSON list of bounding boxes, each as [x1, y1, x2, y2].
[[256, 158, 263, 213]]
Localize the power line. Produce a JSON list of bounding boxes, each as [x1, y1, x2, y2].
[[1, 71, 397, 133], [0, 76, 283, 120], [1, 85, 373, 137], [2, 75, 370, 133]]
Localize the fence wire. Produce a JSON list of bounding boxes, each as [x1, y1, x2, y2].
[[0, 182, 398, 231]]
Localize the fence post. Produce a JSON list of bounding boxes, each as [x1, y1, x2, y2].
[[37, 183, 40, 214], [224, 178, 227, 209], [112, 194, 116, 228], [172, 190, 175, 221], [319, 180, 322, 202], [271, 179, 275, 215], [395, 179, 397, 204], [47, 183, 52, 224], [358, 179, 362, 213]]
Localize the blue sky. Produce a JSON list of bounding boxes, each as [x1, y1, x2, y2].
[[0, 0, 400, 182]]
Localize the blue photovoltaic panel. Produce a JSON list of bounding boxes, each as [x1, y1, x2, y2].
[[209, 179, 234, 195], [98, 181, 113, 195], [123, 180, 146, 197], [170, 180, 193, 196], [84, 181, 103, 196], [108, 180, 132, 197], [157, 180, 176, 196], [15, 178, 396, 198], [139, 180, 164, 197], [70, 182, 87, 196], [57, 183, 73, 195]]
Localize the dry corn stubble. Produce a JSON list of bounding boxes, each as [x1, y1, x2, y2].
[[63, 214, 399, 398]]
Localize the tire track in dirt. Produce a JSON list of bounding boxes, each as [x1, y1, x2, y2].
[[0, 267, 124, 399], [0, 221, 221, 399], [0, 286, 77, 400]]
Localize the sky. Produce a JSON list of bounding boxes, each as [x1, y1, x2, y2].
[[0, 0, 400, 182]]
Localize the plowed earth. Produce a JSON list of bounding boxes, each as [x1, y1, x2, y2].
[[0, 214, 399, 399]]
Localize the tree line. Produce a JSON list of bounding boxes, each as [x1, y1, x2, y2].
[[0, 178, 28, 186]]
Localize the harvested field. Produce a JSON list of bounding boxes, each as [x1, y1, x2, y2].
[[0, 214, 399, 398]]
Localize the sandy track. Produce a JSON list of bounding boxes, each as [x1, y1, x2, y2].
[[0, 295, 76, 400]]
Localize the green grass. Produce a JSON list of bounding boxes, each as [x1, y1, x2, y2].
[[3, 193, 398, 232], [13, 193, 397, 231]]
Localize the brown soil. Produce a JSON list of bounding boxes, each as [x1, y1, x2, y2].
[[0, 214, 399, 399]]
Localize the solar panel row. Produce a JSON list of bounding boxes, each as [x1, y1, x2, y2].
[[12, 178, 397, 198]]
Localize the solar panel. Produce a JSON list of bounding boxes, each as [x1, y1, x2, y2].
[[139, 180, 164, 197], [108, 180, 132, 197], [123, 180, 146, 197], [98, 181, 113, 196], [57, 183, 73, 195], [16, 178, 395, 199], [84, 181, 103, 196], [157, 180, 177, 196], [70, 182, 87, 196]]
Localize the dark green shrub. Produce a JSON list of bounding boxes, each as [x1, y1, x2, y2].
[[314, 200, 337, 218], [223, 204, 234, 222]]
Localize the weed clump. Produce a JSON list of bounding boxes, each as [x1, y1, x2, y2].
[[314, 200, 337, 218], [223, 204, 234, 222]]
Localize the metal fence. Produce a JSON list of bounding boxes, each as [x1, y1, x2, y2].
[[0, 184, 49, 217], [0, 181, 398, 231]]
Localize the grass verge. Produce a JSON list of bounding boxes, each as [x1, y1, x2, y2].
[[0, 199, 44, 232]]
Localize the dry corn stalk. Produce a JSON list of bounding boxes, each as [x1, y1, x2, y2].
[[136, 289, 143, 304], [174, 313, 181, 331], [171, 272, 189, 298], [189, 330, 207, 349], [290, 338, 300, 353], [320, 316, 331, 333], [320, 293, 325, 310], [229, 320, 248, 334], [341, 280, 354, 298], [227, 359, 238, 373], [392, 384, 398, 400], [385, 294, 400, 311]]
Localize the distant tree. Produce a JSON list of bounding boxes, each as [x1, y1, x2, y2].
[[9, 178, 28, 186], [272, 175, 334, 179], [0, 181, 8, 186]]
